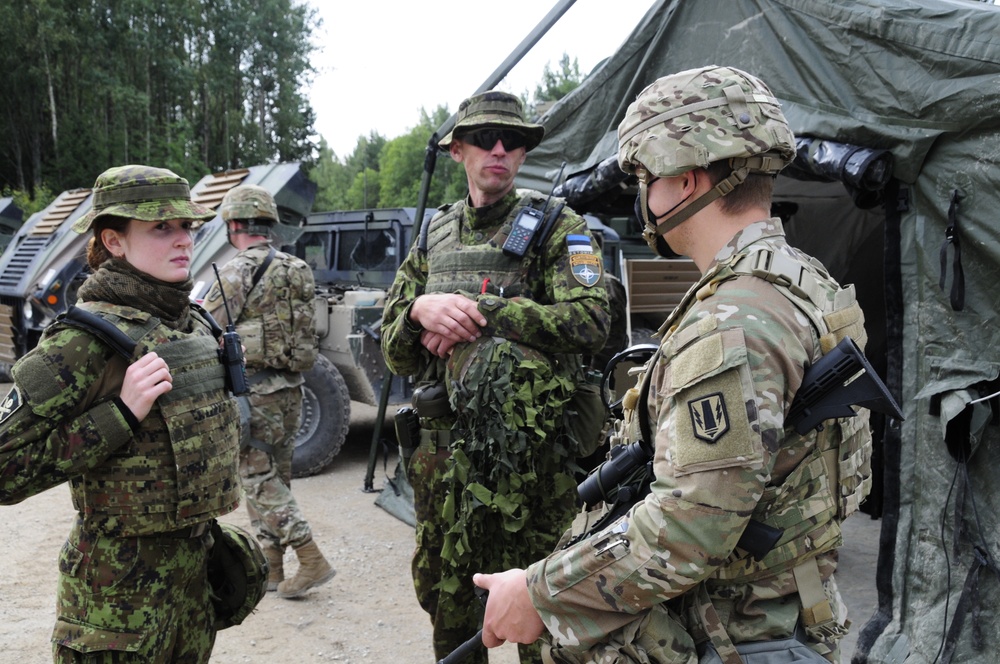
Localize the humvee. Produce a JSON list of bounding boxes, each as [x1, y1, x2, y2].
[[275, 207, 430, 477]]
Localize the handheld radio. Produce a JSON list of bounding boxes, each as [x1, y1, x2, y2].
[[212, 263, 250, 396], [501, 161, 567, 258]]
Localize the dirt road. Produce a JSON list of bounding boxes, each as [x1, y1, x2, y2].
[[0, 401, 878, 662]]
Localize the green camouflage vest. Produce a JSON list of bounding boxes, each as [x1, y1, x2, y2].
[[417, 191, 587, 442], [56, 302, 241, 536], [424, 190, 546, 298]]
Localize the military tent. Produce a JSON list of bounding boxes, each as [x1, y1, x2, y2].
[[515, 1, 1000, 662]]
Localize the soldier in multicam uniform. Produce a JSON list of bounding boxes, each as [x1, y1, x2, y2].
[[0, 165, 243, 662], [474, 67, 874, 664], [381, 90, 611, 664], [202, 184, 335, 599]]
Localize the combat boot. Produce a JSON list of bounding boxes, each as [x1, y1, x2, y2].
[[263, 545, 284, 592], [276, 539, 336, 599]]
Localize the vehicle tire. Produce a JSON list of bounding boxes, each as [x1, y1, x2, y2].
[[292, 354, 351, 478]]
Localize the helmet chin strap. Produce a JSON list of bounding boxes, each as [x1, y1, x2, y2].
[[638, 180, 692, 258], [645, 152, 788, 238], [648, 165, 750, 238]]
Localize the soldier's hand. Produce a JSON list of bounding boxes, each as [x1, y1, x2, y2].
[[120, 352, 173, 421], [409, 294, 486, 344], [420, 330, 459, 358], [473, 569, 544, 647]]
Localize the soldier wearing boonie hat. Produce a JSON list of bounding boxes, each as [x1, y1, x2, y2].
[[472, 67, 872, 664], [437, 91, 545, 151], [1, 163, 246, 660], [72, 164, 215, 233], [382, 89, 611, 664]]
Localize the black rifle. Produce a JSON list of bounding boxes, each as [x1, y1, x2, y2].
[[574, 335, 903, 554]]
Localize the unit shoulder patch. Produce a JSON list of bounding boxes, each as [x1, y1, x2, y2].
[[0, 386, 23, 425], [569, 253, 602, 287], [688, 392, 730, 443]]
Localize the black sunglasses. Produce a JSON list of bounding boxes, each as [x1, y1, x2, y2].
[[459, 128, 528, 152]]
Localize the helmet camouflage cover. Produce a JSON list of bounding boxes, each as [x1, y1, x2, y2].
[[220, 184, 279, 238], [207, 521, 268, 630], [617, 66, 797, 255], [617, 65, 796, 181]]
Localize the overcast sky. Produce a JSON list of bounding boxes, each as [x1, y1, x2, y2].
[[307, 0, 655, 157]]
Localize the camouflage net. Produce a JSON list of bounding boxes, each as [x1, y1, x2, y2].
[[435, 338, 579, 604]]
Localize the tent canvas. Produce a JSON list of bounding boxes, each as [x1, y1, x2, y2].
[[514, 1, 1000, 662]]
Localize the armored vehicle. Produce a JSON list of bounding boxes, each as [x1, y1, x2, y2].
[[0, 198, 23, 255], [282, 207, 431, 477]]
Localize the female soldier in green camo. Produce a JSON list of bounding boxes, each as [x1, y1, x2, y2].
[[0, 165, 242, 663]]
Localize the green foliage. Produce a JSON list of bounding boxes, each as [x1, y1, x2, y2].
[[1, 185, 56, 217], [346, 168, 381, 210], [532, 53, 583, 104], [309, 54, 584, 213], [0, 0, 318, 195], [309, 107, 468, 212]]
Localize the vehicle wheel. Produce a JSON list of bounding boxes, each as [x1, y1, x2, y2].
[[292, 354, 351, 478]]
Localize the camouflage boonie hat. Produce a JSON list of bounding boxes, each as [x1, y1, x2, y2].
[[220, 184, 279, 223], [438, 91, 544, 152], [617, 65, 796, 180], [73, 164, 215, 233]]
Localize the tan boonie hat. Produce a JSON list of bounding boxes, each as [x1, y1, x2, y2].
[[72, 164, 216, 233], [438, 91, 544, 151]]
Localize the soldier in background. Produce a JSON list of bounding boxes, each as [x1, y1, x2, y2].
[[474, 67, 873, 664], [203, 184, 335, 599], [0, 165, 242, 661], [381, 91, 611, 664]]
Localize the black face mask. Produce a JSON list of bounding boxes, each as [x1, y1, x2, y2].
[[635, 194, 682, 259]]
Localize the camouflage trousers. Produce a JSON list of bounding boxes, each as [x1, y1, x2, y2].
[[407, 445, 574, 664], [542, 576, 846, 664], [52, 516, 216, 663], [240, 386, 312, 550]]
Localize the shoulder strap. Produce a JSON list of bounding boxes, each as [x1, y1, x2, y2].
[[190, 302, 224, 339], [249, 246, 277, 297], [57, 306, 137, 360], [533, 201, 565, 252]]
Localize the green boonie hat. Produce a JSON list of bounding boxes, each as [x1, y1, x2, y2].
[[438, 91, 545, 152], [72, 164, 216, 233], [220, 184, 279, 223]]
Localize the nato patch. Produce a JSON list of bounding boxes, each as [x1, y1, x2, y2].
[[0, 386, 22, 424], [688, 392, 730, 443], [569, 253, 602, 287]]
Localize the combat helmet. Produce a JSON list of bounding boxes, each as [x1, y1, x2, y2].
[[617, 65, 796, 256], [220, 184, 279, 238], [207, 521, 269, 630]]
